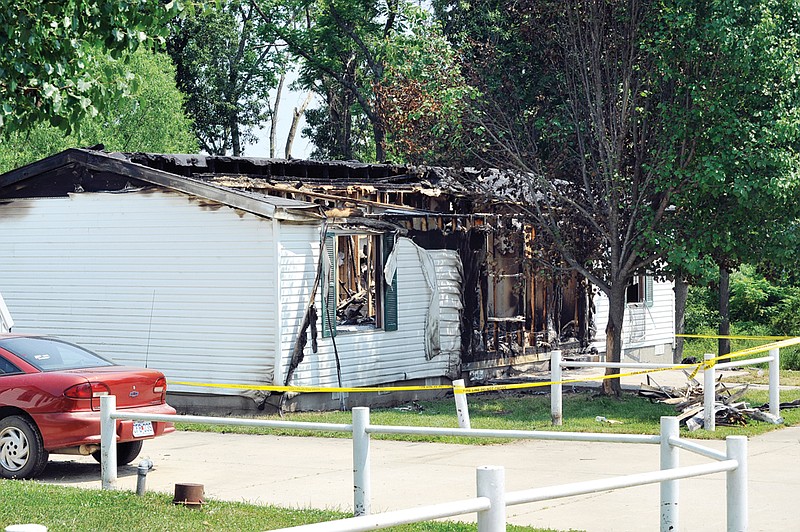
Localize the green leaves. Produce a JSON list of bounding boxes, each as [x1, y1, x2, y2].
[[0, 48, 197, 173], [0, 1, 184, 136], [166, 0, 283, 155], [663, 0, 800, 275]]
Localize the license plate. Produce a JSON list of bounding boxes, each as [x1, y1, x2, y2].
[[132, 420, 154, 438]]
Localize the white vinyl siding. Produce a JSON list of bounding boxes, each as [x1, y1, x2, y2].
[[0, 191, 280, 392], [593, 278, 675, 355], [0, 193, 464, 396], [276, 222, 324, 385]]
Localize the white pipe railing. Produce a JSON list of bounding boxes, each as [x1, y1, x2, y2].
[[550, 349, 563, 426], [707, 352, 725, 430], [100, 400, 748, 531], [550, 348, 782, 430], [453, 378, 471, 429]]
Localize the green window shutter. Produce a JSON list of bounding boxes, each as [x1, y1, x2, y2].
[[383, 233, 398, 331], [644, 275, 654, 308], [321, 234, 337, 338]]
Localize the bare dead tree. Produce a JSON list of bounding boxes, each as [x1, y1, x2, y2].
[[285, 90, 314, 159], [270, 71, 285, 158]]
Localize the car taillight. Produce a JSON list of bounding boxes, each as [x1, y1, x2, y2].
[[65, 382, 111, 399], [153, 376, 167, 402]]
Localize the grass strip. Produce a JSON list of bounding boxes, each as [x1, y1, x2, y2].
[[0, 480, 566, 532]]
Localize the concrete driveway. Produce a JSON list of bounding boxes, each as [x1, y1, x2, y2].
[[39, 424, 800, 532]]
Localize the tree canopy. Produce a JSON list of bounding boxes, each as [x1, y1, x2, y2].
[[0, 48, 197, 173], [254, 0, 470, 163], [167, 1, 286, 156], [0, 0, 184, 134]]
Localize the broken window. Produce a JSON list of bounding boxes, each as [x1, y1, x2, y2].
[[321, 232, 397, 336], [626, 275, 654, 307]]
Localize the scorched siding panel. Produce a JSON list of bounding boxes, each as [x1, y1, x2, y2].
[[282, 238, 462, 388], [276, 222, 323, 385]]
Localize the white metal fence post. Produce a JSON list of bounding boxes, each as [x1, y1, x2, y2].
[[352, 407, 371, 517], [453, 379, 471, 429], [100, 395, 118, 490], [476, 465, 506, 532], [726, 436, 748, 532], [659, 416, 679, 531], [551, 350, 562, 426], [703, 353, 716, 431], [769, 348, 780, 419]]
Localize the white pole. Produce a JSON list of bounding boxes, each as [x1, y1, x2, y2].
[[352, 407, 371, 516], [100, 395, 118, 490], [659, 416, 679, 531], [703, 353, 716, 431], [726, 436, 748, 532], [453, 379, 471, 429], [551, 350, 562, 426], [769, 348, 780, 419], [476, 465, 506, 532]]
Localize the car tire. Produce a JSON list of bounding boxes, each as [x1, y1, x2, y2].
[[91, 440, 144, 466], [0, 415, 49, 479]]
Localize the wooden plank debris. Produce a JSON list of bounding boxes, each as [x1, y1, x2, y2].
[[638, 375, 784, 430]]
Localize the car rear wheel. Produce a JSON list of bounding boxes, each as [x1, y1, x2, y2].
[[91, 440, 144, 466], [0, 416, 49, 479]]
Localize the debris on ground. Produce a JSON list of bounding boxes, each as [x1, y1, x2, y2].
[[638, 374, 784, 430], [595, 416, 623, 424], [394, 400, 424, 412]]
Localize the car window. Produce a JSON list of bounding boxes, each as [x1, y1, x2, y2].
[[0, 355, 21, 375], [0, 337, 116, 372]]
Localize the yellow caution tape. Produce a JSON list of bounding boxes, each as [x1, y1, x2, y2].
[[685, 336, 800, 379], [169, 380, 452, 394], [677, 334, 793, 340], [463, 364, 698, 394], [170, 336, 800, 396]]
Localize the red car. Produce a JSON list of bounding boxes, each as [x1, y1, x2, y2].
[[0, 334, 176, 478]]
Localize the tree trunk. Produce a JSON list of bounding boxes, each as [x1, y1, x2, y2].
[[285, 91, 313, 159], [673, 277, 689, 363], [373, 121, 387, 163], [602, 285, 626, 396], [270, 72, 285, 158], [577, 279, 589, 347], [719, 266, 731, 356], [231, 114, 241, 156]]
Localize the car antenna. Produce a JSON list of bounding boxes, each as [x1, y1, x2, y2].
[[145, 290, 156, 368]]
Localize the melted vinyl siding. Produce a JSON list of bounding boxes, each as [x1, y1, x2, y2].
[[0, 192, 280, 393], [282, 237, 461, 388], [429, 250, 463, 355], [593, 279, 675, 351]]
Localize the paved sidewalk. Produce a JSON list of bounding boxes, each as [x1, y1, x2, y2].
[[42, 419, 800, 531]]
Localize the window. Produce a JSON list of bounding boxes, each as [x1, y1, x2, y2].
[[626, 275, 654, 307], [0, 356, 20, 375], [0, 337, 115, 371], [322, 232, 397, 336]]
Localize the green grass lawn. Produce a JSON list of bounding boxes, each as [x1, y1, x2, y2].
[[0, 481, 565, 532], [176, 388, 800, 443], [724, 368, 800, 387]]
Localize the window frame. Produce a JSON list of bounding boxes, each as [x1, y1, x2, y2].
[[626, 274, 654, 308], [321, 231, 397, 337]]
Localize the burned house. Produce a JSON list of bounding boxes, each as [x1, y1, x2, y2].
[[0, 148, 674, 411]]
